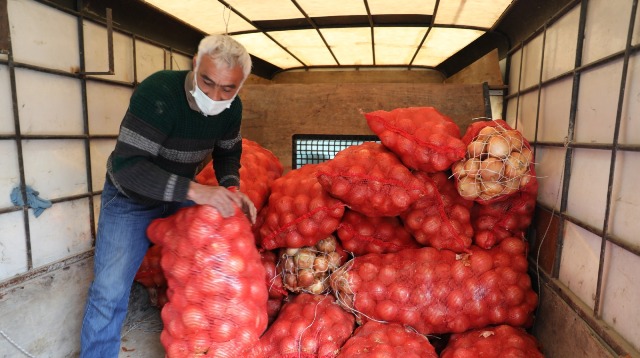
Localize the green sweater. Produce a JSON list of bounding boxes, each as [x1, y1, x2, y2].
[[107, 70, 242, 205]]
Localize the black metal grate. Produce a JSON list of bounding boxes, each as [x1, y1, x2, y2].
[[292, 134, 380, 169]]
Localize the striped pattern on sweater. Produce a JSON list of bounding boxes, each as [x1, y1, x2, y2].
[[107, 70, 242, 205]]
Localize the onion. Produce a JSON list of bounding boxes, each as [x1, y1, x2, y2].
[[481, 180, 505, 197], [284, 256, 296, 272], [327, 251, 343, 270], [307, 278, 326, 294], [504, 130, 524, 151], [463, 158, 480, 177], [477, 126, 500, 140], [313, 256, 329, 272], [504, 152, 529, 178], [458, 176, 480, 200], [295, 249, 316, 269], [502, 177, 520, 195], [452, 160, 466, 178], [283, 272, 297, 289], [520, 146, 533, 164], [297, 268, 315, 287], [315, 235, 337, 253], [467, 140, 486, 158], [519, 173, 533, 189], [487, 135, 511, 159], [479, 157, 504, 182]]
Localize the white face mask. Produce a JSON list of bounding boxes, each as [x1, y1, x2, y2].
[[190, 75, 236, 116]]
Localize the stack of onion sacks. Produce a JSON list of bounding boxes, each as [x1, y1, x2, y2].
[[453, 120, 535, 204], [337, 209, 419, 256], [277, 235, 348, 294], [316, 142, 426, 217], [259, 164, 345, 250], [400, 171, 474, 253], [196, 138, 283, 212], [364, 106, 466, 173], [329, 237, 537, 335]]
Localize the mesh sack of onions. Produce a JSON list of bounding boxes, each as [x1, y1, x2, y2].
[[337, 209, 419, 256], [261, 250, 288, 324], [316, 142, 427, 217], [259, 164, 346, 250], [472, 183, 538, 249], [277, 235, 349, 295], [255, 293, 356, 358], [147, 204, 268, 357], [400, 171, 474, 253], [196, 138, 284, 212], [330, 236, 537, 335], [364, 106, 466, 173], [453, 119, 535, 205], [134, 244, 168, 308], [337, 321, 438, 358], [252, 206, 268, 245], [440, 325, 544, 358]]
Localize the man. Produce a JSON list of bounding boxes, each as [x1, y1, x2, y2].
[[80, 34, 256, 357]]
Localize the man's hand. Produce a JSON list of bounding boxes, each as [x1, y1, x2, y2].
[[235, 191, 257, 224], [187, 182, 256, 224], [187, 182, 239, 217]]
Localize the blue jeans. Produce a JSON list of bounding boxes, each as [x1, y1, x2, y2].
[[80, 178, 193, 358]]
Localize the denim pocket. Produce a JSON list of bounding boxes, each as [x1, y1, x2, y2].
[[101, 181, 122, 210]]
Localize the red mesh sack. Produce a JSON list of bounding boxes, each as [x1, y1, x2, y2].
[[316, 142, 426, 217], [259, 164, 345, 250], [337, 321, 438, 358], [472, 180, 538, 249], [337, 209, 419, 256], [261, 250, 288, 324], [196, 138, 284, 212], [252, 206, 268, 245], [364, 107, 466, 173], [147, 204, 268, 357], [453, 120, 536, 205], [440, 325, 544, 358], [255, 293, 356, 358], [401, 171, 474, 253], [134, 244, 168, 308], [330, 237, 537, 335]]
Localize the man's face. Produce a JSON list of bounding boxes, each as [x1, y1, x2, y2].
[[193, 55, 244, 101]]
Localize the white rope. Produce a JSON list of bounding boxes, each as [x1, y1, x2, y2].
[[0, 329, 36, 358]]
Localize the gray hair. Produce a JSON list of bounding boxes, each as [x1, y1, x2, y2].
[[196, 34, 252, 79]]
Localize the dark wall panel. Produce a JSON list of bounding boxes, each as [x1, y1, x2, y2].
[[240, 83, 486, 170]]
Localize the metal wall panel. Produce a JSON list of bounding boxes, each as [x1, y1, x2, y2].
[[558, 222, 602, 310], [84, 21, 135, 83], [582, 0, 633, 64], [22, 139, 88, 198], [135, 40, 166, 82], [0, 65, 12, 134], [29, 198, 91, 268], [15, 69, 84, 135], [86, 82, 131, 135], [575, 60, 624, 144], [8, 0, 79, 72], [0, 211, 27, 281]]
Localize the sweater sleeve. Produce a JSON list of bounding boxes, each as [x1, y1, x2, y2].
[[109, 111, 192, 203]]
